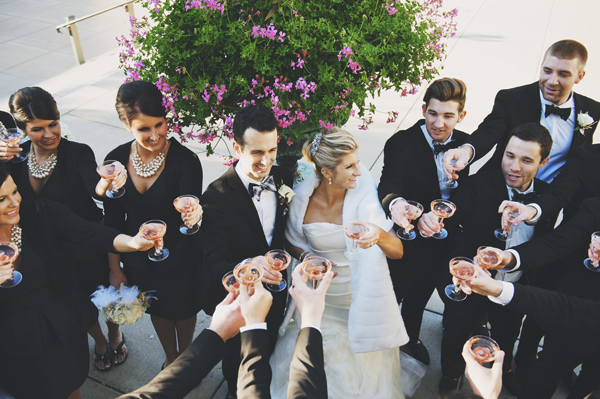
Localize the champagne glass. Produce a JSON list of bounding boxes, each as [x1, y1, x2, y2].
[[475, 246, 504, 270], [139, 220, 169, 262], [0, 242, 21, 288], [173, 195, 200, 235], [495, 207, 520, 242], [443, 160, 464, 189], [264, 249, 291, 292], [345, 223, 369, 259], [233, 261, 264, 295], [467, 335, 500, 365], [222, 271, 240, 297], [300, 257, 332, 289], [445, 257, 477, 302], [97, 160, 126, 199], [1, 128, 26, 163], [396, 200, 424, 241], [584, 231, 600, 272], [423, 199, 456, 239]]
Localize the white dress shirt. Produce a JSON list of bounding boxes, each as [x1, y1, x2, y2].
[[421, 124, 455, 200], [536, 90, 576, 183], [235, 164, 277, 246]]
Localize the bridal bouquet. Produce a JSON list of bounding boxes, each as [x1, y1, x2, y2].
[[91, 285, 156, 325]]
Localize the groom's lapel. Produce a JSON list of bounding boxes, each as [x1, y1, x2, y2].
[[224, 167, 269, 247]]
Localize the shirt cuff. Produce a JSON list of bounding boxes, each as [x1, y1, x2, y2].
[[460, 144, 476, 163], [505, 249, 521, 271], [301, 325, 322, 334], [389, 197, 405, 213], [525, 203, 542, 225], [488, 281, 515, 305], [240, 322, 267, 333]]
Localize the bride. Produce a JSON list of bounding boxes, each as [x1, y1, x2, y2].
[[270, 127, 409, 398]]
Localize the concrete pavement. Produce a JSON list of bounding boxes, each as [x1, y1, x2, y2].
[[2, 0, 598, 397]]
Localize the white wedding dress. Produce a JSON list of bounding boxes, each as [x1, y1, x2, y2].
[[269, 222, 405, 399]]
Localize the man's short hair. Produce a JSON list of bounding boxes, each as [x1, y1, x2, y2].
[[544, 40, 588, 69], [423, 78, 467, 113], [232, 103, 278, 147], [508, 122, 553, 161]]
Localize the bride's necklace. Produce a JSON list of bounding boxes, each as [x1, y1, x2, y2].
[[132, 140, 168, 178], [28, 147, 58, 180], [11, 224, 22, 252]]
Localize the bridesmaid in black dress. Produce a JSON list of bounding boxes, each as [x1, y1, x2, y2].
[[98, 81, 203, 369], [3, 87, 128, 371], [0, 165, 153, 399]]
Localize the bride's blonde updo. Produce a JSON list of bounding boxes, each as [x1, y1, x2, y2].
[[302, 127, 358, 179]]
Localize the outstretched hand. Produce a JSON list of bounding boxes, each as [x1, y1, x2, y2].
[[497, 201, 537, 229], [209, 293, 245, 342], [443, 147, 471, 179], [238, 280, 273, 325], [289, 264, 335, 329], [462, 340, 505, 399]]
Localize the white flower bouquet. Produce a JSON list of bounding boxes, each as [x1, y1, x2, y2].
[[91, 285, 156, 325]]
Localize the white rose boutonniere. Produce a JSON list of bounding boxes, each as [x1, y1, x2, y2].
[[576, 112, 598, 134], [278, 183, 295, 206]]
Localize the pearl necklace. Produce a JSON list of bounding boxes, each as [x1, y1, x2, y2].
[[131, 141, 168, 178], [28, 148, 58, 179], [11, 224, 22, 252]]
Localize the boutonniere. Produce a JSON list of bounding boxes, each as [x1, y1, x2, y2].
[[576, 112, 598, 134], [277, 182, 295, 207]]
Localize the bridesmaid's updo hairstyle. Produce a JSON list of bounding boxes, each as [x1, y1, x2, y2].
[[115, 81, 166, 126], [9, 87, 60, 130], [303, 127, 358, 179]]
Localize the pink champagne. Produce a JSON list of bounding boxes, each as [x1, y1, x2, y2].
[[450, 261, 476, 280], [174, 196, 198, 213], [301, 259, 332, 280], [234, 263, 263, 285], [222, 272, 240, 294], [468, 336, 500, 365], [432, 201, 456, 218], [98, 162, 122, 179], [405, 206, 423, 220], [0, 244, 17, 262], [140, 223, 166, 240], [265, 251, 291, 271]]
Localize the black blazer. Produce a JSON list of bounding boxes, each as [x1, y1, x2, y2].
[[535, 144, 600, 221], [237, 328, 327, 399], [116, 329, 226, 399], [200, 164, 292, 317], [468, 82, 600, 171], [378, 120, 470, 278]]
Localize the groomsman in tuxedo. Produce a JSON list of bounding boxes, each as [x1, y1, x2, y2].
[[200, 104, 293, 398], [418, 123, 558, 394], [378, 78, 470, 365], [443, 39, 600, 184]]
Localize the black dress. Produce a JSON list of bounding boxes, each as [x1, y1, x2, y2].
[[0, 200, 120, 399], [8, 139, 109, 295], [103, 138, 203, 319]]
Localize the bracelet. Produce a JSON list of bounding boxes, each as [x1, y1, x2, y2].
[[299, 250, 310, 261]]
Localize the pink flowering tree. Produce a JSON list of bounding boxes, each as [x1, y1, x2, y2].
[[118, 0, 457, 162]]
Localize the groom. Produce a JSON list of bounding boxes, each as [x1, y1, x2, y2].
[[201, 103, 293, 398]]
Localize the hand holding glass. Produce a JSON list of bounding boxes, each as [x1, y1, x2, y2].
[[584, 231, 600, 272], [0, 242, 21, 288], [495, 207, 520, 242], [139, 220, 169, 262], [468, 335, 500, 365], [97, 160, 126, 199], [423, 199, 456, 239], [345, 223, 369, 259], [300, 257, 332, 289], [475, 246, 504, 270], [263, 249, 291, 292], [233, 261, 264, 295], [222, 271, 240, 297], [1, 128, 26, 163], [173, 195, 200, 235], [444, 160, 465, 189], [396, 200, 423, 241], [445, 257, 477, 301]]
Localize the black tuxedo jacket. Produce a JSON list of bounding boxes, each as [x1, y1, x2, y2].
[[512, 197, 600, 301], [378, 120, 470, 284], [468, 82, 600, 171], [447, 170, 557, 261], [535, 144, 600, 221], [116, 329, 225, 399], [200, 164, 292, 316], [237, 328, 327, 399]]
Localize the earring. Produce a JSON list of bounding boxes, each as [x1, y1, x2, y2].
[[328, 178, 332, 185]]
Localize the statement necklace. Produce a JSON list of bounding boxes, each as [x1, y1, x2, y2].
[[28, 148, 58, 179], [132, 140, 168, 178], [11, 224, 22, 252]]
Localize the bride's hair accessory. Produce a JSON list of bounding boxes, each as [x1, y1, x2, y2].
[[311, 132, 323, 157]]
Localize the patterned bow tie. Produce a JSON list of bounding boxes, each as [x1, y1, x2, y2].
[[432, 141, 458, 156], [544, 104, 571, 121], [248, 175, 277, 202], [512, 190, 537, 204]]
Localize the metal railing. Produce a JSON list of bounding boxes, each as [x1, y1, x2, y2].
[[56, 0, 136, 65]]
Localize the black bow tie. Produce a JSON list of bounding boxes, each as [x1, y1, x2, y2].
[[248, 175, 277, 202], [432, 141, 458, 156], [544, 104, 571, 121], [512, 190, 537, 204]]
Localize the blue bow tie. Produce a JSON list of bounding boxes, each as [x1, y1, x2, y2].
[[248, 176, 277, 202]]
